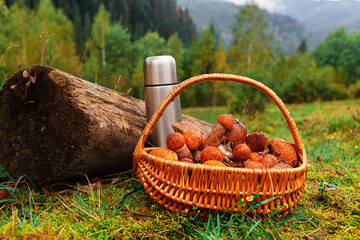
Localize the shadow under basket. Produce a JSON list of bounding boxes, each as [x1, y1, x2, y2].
[[133, 73, 308, 217]]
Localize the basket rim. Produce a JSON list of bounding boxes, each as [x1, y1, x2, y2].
[[140, 146, 307, 174]]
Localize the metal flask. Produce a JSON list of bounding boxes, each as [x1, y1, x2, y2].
[[144, 56, 182, 147]]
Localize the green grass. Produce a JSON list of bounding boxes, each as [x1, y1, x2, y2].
[[1, 99, 360, 239]]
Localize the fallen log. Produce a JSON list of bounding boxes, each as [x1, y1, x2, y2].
[[0, 65, 212, 185]]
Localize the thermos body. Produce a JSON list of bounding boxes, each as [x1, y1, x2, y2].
[[144, 85, 181, 147], [144, 56, 182, 147]]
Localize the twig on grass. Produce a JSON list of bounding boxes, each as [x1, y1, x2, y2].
[[114, 75, 122, 90]]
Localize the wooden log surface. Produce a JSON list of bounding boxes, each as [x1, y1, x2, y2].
[[0, 65, 212, 185]]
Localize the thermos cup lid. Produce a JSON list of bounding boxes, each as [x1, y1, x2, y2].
[[144, 55, 178, 86]]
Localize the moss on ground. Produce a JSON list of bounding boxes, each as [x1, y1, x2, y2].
[[1, 99, 359, 239]]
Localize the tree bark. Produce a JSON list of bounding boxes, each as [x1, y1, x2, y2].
[[0, 66, 212, 185]]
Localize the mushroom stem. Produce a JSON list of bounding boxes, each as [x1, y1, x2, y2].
[[174, 144, 193, 160], [203, 123, 226, 148]]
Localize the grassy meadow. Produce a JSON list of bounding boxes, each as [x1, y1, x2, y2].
[[0, 98, 359, 239]]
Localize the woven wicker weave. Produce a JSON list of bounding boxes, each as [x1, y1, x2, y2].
[[133, 74, 307, 217]]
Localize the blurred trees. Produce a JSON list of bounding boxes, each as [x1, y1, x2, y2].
[[227, 1, 274, 114], [0, 0, 78, 76], [228, 0, 273, 73], [1, 0, 359, 114], [4, 0, 196, 54], [92, 5, 110, 69], [314, 27, 360, 85], [130, 32, 167, 99]]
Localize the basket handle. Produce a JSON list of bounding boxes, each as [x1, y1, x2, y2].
[[133, 73, 304, 170]]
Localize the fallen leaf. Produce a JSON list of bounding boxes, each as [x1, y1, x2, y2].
[[0, 189, 11, 201]]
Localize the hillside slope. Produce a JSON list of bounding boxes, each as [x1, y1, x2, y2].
[[176, 0, 321, 53], [277, 0, 360, 38]]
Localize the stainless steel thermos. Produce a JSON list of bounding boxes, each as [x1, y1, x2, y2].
[[144, 55, 182, 147]]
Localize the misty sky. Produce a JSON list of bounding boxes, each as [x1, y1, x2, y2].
[[221, 0, 285, 11], [222, 0, 360, 12]]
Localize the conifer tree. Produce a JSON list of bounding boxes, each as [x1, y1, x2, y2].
[[297, 39, 307, 54]]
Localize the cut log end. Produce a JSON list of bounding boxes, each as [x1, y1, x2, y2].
[[0, 66, 146, 184]]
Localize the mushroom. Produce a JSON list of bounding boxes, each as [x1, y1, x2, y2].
[[149, 148, 178, 161], [183, 131, 203, 151], [203, 160, 226, 167], [203, 114, 233, 148], [193, 150, 202, 163], [166, 132, 193, 160], [217, 144, 233, 160], [268, 138, 298, 167], [272, 162, 293, 169], [245, 161, 266, 169], [246, 132, 269, 152], [232, 144, 251, 163], [200, 146, 224, 163], [179, 158, 195, 164], [226, 116, 247, 144], [261, 154, 278, 168], [249, 152, 263, 162]]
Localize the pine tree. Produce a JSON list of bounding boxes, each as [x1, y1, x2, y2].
[[297, 39, 307, 54], [118, 0, 129, 27]]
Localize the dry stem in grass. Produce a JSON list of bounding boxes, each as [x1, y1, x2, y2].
[[0, 42, 19, 78]]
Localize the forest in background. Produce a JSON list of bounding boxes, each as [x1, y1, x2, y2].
[[0, 0, 360, 114]]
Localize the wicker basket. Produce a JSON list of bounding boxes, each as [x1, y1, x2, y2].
[[133, 74, 307, 217]]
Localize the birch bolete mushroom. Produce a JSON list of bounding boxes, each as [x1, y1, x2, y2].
[[149, 148, 178, 161], [178, 158, 195, 164], [226, 117, 247, 145], [245, 161, 266, 169], [193, 150, 202, 163], [203, 160, 226, 167], [183, 131, 203, 151], [272, 162, 293, 169], [268, 138, 298, 167], [249, 152, 263, 162], [200, 146, 224, 163], [166, 132, 193, 160], [232, 144, 251, 162], [261, 154, 278, 168], [246, 132, 269, 152], [203, 114, 233, 148]]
